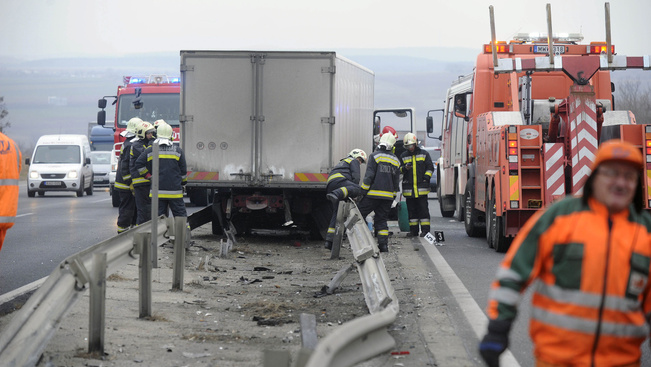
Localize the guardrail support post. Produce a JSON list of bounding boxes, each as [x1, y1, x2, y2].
[[88, 252, 107, 355], [172, 217, 187, 290], [136, 232, 152, 318], [151, 143, 160, 269]]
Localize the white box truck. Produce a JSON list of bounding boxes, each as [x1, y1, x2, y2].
[[180, 50, 374, 238]]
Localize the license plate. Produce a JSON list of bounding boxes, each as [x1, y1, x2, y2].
[[533, 45, 565, 54], [44, 181, 62, 186], [94, 177, 104, 182]]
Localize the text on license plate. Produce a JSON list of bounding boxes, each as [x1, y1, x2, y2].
[[44, 181, 62, 186], [533, 45, 565, 54]]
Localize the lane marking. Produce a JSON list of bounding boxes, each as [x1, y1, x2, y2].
[[16, 213, 33, 218], [421, 240, 521, 367], [0, 277, 47, 306]]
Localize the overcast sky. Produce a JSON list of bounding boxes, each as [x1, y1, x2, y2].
[[1, 0, 649, 60]]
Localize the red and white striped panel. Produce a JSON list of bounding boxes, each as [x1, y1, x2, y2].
[[544, 143, 565, 205], [568, 91, 598, 194]]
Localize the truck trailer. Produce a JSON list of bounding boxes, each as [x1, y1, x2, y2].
[[180, 51, 374, 238]]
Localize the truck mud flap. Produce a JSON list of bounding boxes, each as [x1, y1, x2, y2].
[[188, 206, 212, 230]]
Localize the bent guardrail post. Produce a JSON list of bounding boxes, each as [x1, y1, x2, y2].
[[134, 232, 152, 318], [151, 142, 160, 269], [302, 202, 400, 367], [88, 252, 107, 355], [0, 216, 169, 367], [330, 201, 348, 259], [172, 217, 187, 290]]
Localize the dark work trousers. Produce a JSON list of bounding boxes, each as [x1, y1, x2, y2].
[[117, 190, 136, 233], [134, 185, 152, 225], [406, 196, 430, 235], [325, 180, 362, 243], [357, 197, 392, 247], [158, 198, 187, 218]]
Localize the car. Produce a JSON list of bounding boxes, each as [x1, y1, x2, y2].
[[422, 146, 441, 192], [90, 151, 112, 187]]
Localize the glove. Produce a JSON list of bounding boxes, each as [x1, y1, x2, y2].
[[144, 173, 152, 180], [479, 319, 511, 367]]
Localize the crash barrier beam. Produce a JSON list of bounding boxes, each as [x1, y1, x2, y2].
[[301, 200, 399, 367], [0, 216, 170, 367], [330, 201, 346, 259]]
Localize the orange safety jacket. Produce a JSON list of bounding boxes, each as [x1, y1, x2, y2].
[[487, 197, 651, 366], [0, 132, 22, 250]]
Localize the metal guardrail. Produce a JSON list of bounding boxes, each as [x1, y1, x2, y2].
[[0, 215, 185, 367], [301, 200, 399, 367]]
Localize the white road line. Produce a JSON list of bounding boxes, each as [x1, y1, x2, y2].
[[421, 240, 521, 367], [0, 278, 47, 306], [15, 213, 33, 218]]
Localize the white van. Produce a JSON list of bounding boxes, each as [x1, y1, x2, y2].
[[25, 134, 94, 197]]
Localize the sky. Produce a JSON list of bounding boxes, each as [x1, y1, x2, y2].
[[1, 0, 650, 60]]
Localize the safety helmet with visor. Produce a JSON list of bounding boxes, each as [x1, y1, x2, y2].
[[378, 133, 396, 150]]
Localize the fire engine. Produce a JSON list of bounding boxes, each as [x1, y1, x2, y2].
[[432, 3, 650, 252], [97, 75, 181, 205]]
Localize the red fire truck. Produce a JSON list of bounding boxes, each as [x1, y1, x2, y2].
[[432, 4, 650, 252], [98, 75, 181, 205]]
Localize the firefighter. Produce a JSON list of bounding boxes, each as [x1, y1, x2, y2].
[[324, 148, 367, 250], [0, 131, 21, 251], [400, 133, 434, 237], [357, 133, 401, 252], [115, 117, 141, 233], [134, 121, 188, 219], [129, 121, 155, 225], [479, 140, 651, 367]]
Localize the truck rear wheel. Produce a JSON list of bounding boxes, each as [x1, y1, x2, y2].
[[464, 179, 484, 237], [438, 184, 454, 217], [488, 186, 510, 252]]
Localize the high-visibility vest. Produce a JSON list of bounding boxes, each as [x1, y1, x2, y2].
[[0, 132, 22, 245]]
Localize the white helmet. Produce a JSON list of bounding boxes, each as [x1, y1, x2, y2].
[[378, 133, 396, 150], [156, 122, 174, 140], [136, 121, 155, 139], [349, 149, 367, 163], [121, 117, 142, 137], [403, 133, 417, 146], [153, 119, 166, 130]]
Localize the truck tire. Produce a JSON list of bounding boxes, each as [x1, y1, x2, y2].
[[111, 186, 120, 207], [438, 184, 454, 217], [464, 179, 484, 237], [454, 184, 464, 222], [488, 186, 510, 252]]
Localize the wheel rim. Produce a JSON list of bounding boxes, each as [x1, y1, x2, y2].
[[464, 189, 472, 226]]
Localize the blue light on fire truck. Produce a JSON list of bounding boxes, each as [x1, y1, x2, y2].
[[129, 77, 147, 84], [169, 77, 180, 83]]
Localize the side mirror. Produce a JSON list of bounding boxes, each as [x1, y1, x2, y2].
[[133, 87, 143, 109], [25, 158, 30, 165], [85, 157, 91, 165], [97, 110, 106, 126], [98, 98, 107, 109], [426, 116, 434, 134]]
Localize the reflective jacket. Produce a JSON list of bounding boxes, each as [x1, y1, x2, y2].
[[134, 142, 187, 199], [115, 138, 134, 191], [0, 132, 21, 245], [400, 146, 434, 198], [486, 197, 651, 366], [360, 147, 400, 200], [129, 138, 151, 187], [327, 156, 361, 186]]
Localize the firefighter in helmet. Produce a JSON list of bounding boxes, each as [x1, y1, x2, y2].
[[324, 148, 367, 250], [115, 117, 142, 233], [357, 133, 401, 252], [134, 121, 188, 219], [130, 121, 155, 224], [400, 132, 434, 237]]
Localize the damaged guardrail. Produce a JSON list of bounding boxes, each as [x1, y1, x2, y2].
[[299, 200, 400, 367], [0, 215, 186, 367]]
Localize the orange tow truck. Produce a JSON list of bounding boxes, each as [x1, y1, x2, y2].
[[433, 3, 650, 252]]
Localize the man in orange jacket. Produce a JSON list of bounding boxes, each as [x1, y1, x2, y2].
[[479, 140, 651, 367], [0, 131, 22, 251]]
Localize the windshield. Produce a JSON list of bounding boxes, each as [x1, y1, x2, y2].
[[90, 152, 111, 165], [117, 93, 180, 128], [33, 145, 81, 164]]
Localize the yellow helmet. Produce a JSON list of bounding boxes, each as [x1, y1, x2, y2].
[[136, 121, 155, 139], [349, 149, 367, 163], [379, 132, 396, 149], [403, 133, 418, 146], [156, 122, 174, 140], [121, 117, 142, 137]]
